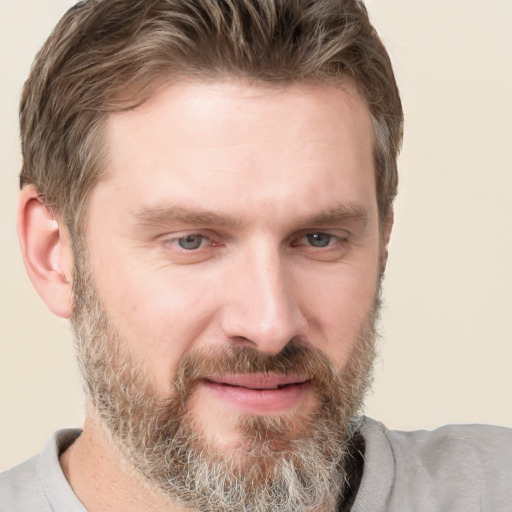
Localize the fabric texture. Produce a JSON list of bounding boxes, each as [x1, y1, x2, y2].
[[1, 417, 511, 511], [0, 429, 84, 512]]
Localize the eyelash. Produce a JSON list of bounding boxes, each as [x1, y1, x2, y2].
[[172, 234, 212, 251], [293, 232, 348, 249], [165, 231, 348, 252]]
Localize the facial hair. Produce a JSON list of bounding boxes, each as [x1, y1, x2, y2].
[[70, 244, 380, 512]]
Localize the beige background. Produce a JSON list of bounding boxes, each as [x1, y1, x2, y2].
[[1, 0, 511, 471]]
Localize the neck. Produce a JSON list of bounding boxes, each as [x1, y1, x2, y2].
[[59, 402, 354, 512], [59, 404, 192, 512]]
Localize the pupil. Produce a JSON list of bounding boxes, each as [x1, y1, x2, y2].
[[178, 235, 203, 250], [307, 233, 331, 247]]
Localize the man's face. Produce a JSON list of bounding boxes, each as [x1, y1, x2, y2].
[[72, 80, 386, 511]]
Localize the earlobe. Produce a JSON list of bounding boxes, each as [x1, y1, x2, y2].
[[17, 185, 74, 319]]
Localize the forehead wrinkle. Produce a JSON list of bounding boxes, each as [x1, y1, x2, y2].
[[133, 203, 243, 229]]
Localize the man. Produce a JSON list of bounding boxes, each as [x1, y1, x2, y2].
[[1, 1, 510, 511]]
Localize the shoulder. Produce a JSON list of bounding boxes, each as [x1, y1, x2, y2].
[[364, 416, 512, 463], [354, 417, 512, 512], [0, 429, 83, 512], [0, 454, 49, 512]]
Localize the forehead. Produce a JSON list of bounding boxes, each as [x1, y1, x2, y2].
[[106, 78, 372, 145], [91, 79, 376, 229]]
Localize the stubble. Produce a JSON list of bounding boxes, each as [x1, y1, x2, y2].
[[70, 242, 379, 512]]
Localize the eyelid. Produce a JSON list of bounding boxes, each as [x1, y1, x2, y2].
[[177, 234, 210, 250], [157, 232, 222, 264], [159, 229, 227, 255], [292, 230, 349, 246], [165, 232, 211, 246]]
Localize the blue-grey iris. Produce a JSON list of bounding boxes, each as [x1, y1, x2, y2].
[[307, 233, 332, 248], [177, 235, 204, 250]]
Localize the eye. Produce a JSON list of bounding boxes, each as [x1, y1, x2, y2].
[[175, 234, 208, 250], [305, 233, 334, 248], [291, 231, 349, 260]]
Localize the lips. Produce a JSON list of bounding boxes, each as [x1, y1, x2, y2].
[[206, 373, 310, 389], [201, 373, 312, 414]]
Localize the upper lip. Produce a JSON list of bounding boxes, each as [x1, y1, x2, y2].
[[205, 373, 310, 390]]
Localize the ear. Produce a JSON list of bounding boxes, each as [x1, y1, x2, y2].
[[17, 185, 74, 319], [380, 207, 394, 273]]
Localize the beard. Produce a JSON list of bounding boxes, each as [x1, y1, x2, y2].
[[70, 245, 380, 512]]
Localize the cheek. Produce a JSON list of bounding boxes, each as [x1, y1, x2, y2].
[[89, 258, 223, 390], [299, 261, 380, 371]]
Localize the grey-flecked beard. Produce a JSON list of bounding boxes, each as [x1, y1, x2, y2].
[[70, 244, 379, 512]]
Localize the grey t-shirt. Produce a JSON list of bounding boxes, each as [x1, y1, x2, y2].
[[1, 417, 511, 511]]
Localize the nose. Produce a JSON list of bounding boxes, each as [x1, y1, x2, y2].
[[220, 243, 308, 355]]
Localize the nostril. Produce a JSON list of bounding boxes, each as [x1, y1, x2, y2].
[[219, 294, 307, 356], [229, 335, 258, 349]]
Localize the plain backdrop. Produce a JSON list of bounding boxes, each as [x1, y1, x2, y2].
[[1, 0, 511, 471]]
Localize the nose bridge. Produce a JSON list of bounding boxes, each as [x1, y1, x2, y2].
[[222, 240, 306, 354]]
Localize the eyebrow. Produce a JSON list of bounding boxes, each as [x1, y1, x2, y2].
[[133, 202, 368, 230], [297, 203, 368, 227], [134, 204, 242, 229]]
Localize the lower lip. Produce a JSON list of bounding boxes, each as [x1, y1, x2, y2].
[[201, 381, 311, 415]]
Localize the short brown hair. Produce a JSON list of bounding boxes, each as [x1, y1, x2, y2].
[[20, 0, 403, 235]]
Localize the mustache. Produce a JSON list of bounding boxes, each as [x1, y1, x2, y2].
[[172, 339, 340, 398]]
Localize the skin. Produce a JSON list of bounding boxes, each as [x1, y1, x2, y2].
[[18, 79, 392, 511]]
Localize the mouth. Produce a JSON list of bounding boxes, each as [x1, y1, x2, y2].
[[201, 374, 312, 414]]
